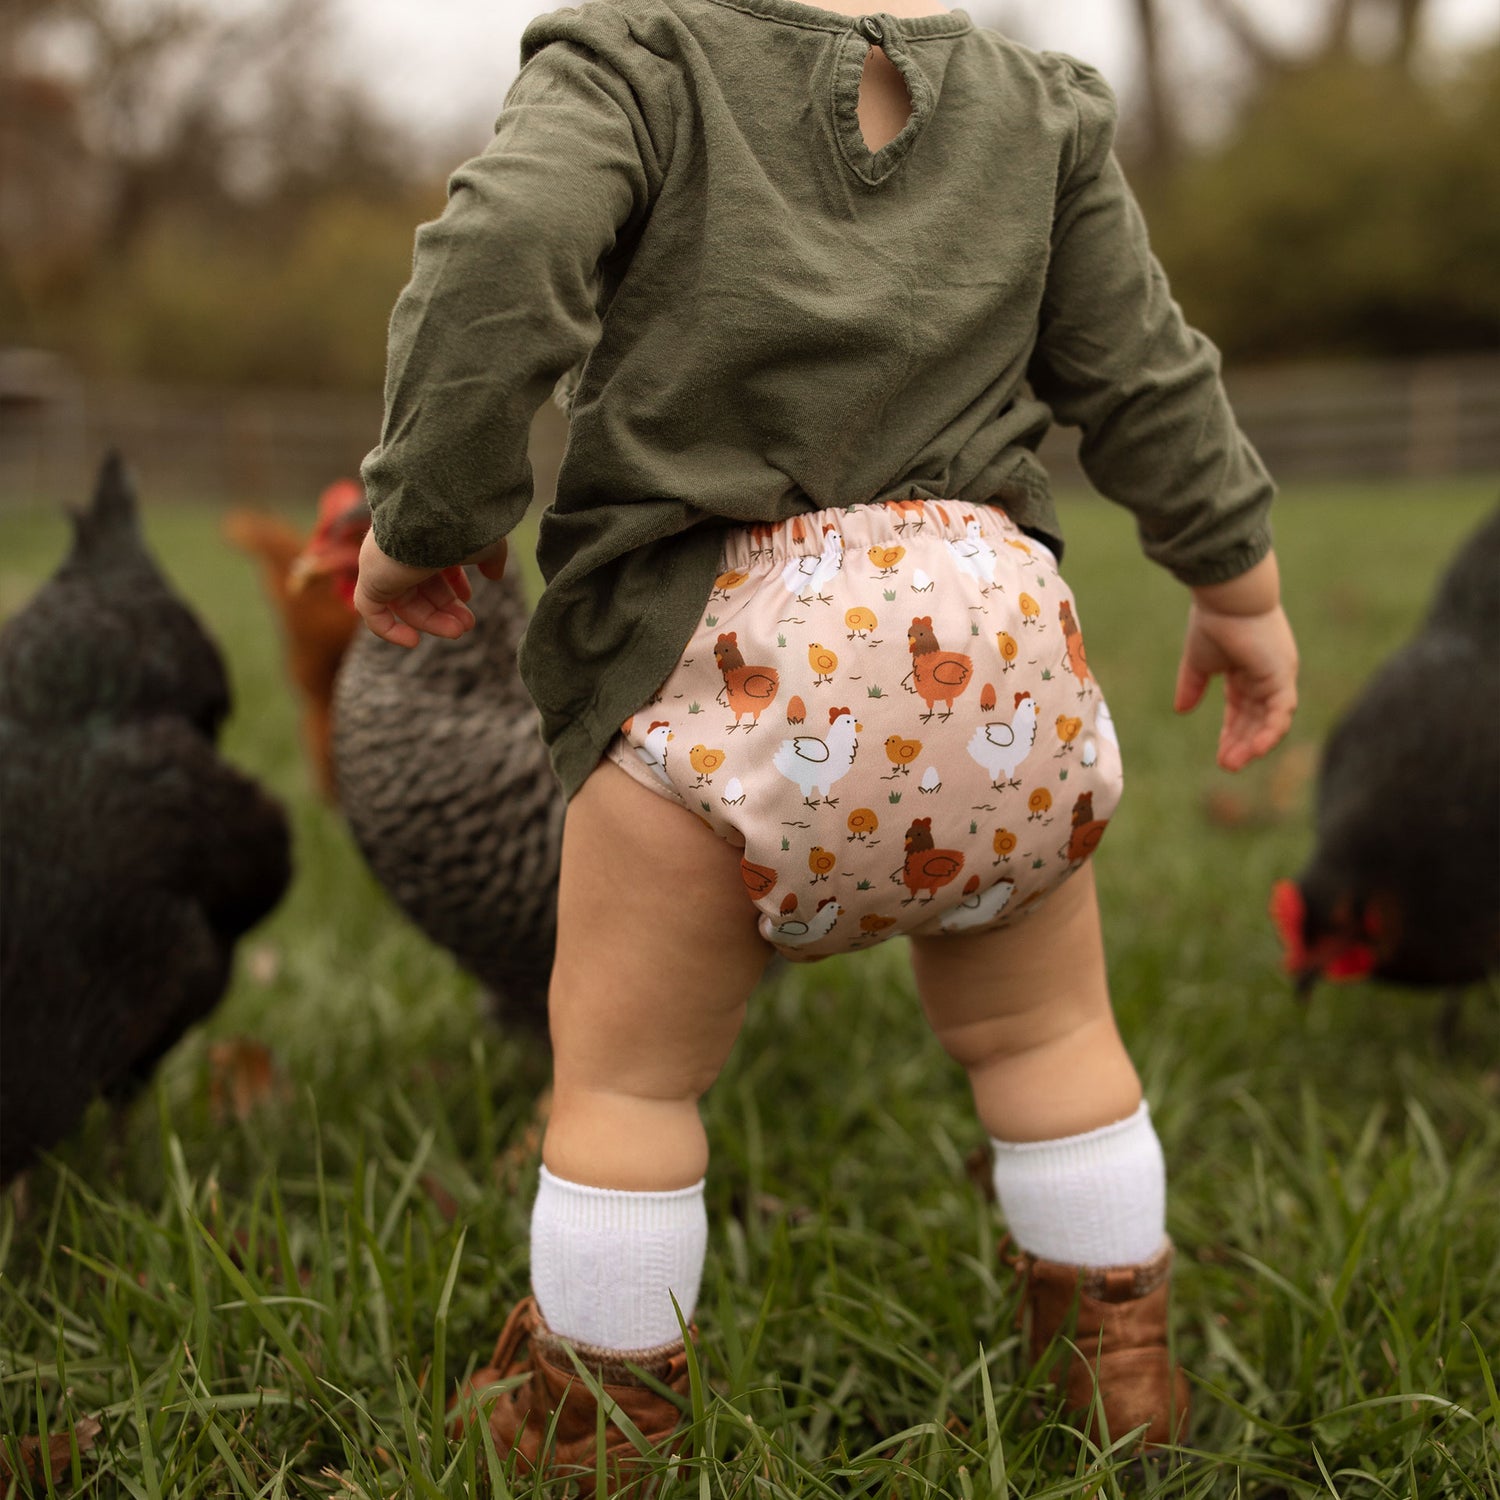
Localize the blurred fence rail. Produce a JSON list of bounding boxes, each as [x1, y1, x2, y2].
[[2, 352, 1498, 513]]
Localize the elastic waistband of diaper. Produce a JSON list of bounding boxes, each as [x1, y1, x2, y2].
[[719, 498, 1023, 570]]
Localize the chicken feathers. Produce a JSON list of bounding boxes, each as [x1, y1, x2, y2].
[[0, 454, 292, 1181]]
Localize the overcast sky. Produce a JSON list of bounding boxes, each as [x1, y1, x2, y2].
[[331, 0, 1499, 147]]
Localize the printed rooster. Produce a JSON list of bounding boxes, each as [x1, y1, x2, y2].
[[768, 895, 842, 948], [939, 874, 1017, 932], [773, 705, 862, 808], [780, 524, 844, 603], [905, 617, 973, 721], [966, 691, 1039, 789], [1272, 505, 1500, 999], [897, 818, 965, 905], [0, 455, 292, 1181], [946, 517, 1000, 592]]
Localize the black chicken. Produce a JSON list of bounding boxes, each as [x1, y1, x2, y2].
[[292, 494, 562, 1031], [1272, 504, 1500, 993], [0, 455, 292, 1181]]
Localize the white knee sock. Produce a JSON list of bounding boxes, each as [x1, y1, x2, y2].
[[990, 1101, 1167, 1266], [529, 1166, 707, 1350]]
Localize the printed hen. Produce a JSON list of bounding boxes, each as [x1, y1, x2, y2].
[[0, 455, 292, 1181], [291, 490, 563, 1031], [1272, 505, 1500, 993]]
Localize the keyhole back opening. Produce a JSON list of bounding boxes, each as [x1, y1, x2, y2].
[[856, 44, 914, 154]]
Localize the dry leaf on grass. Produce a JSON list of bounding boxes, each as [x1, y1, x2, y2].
[[208, 1037, 284, 1123], [0, 1415, 102, 1484]]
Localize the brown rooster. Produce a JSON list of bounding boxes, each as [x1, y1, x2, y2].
[[897, 817, 965, 905], [905, 617, 973, 722], [222, 479, 365, 795], [714, 631, 779, 729]]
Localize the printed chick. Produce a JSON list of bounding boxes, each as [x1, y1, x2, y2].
[[712, 568, 750, 601], [883, 734, 922, 777], [808, 846, 837, 882], [1055, 714, 1083, 754], [897, 818, 965, 905], [1273, 505, 1500, 996], [996, 631, 1020, 672], [846, 807, 880, 842], [714, 631, 780, 729], [905, 616, 973, 721], [689, 744, 727, 786], [1018, 592, 1042, 628], [868, 544, 905, 577], [845, 606, 879, 641], [808, 642, 838, 686]]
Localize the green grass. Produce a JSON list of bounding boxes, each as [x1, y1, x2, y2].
[[2, 478, 1498, 1497]]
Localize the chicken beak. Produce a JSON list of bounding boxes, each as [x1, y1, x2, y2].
[[855, 722, 864, 733]]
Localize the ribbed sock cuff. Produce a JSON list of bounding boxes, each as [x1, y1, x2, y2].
[[530, 1166, 707, 1350], [990, 1101, 1167, 1267]]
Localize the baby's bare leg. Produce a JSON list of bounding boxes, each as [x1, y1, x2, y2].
[[910, 866, 1141, 1143], [543, 759, 772, 1191]]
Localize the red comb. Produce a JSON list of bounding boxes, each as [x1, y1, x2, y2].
[[315, 478, 365, 527], [1269, 880, 1307, 972]]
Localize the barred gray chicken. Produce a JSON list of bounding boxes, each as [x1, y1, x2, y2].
[[0, 455, 291, 1181], [296, 496, 561, 1032]]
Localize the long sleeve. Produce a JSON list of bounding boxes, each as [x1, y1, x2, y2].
[[362, 27, 665, 568], [1028, 62, 1273, 586]]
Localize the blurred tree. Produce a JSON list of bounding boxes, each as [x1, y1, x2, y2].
[[1144, 46, 1500, 358], [2, 0, 435, 386], [1197, 0, 1430, 74]]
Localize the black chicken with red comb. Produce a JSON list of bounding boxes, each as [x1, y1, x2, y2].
[[1271, 505, 1499, 996]]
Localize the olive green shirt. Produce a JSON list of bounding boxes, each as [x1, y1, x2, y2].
[[363, 0, 1274, 798]]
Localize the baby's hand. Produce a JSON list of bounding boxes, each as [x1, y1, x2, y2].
[[353, 531, 508, 649], [1173, 553, 1298, 773]]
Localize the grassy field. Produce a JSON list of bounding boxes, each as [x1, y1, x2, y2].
[[1, 477, 1497, 1497]]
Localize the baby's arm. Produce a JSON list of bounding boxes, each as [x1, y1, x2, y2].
[[356, 17, 664, 642], [1173, 551, 1298, 772]]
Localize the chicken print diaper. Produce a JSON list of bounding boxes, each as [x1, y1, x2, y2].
[[607, 499, 1124, 961]]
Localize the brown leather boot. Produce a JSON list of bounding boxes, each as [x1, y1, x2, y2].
[[449, 1297, 693, 1493], [1012, 1239, 1189, 1448]]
